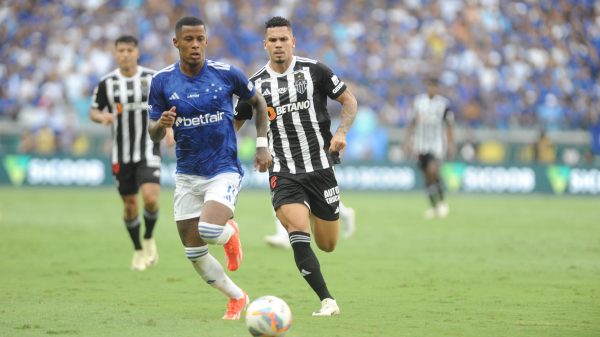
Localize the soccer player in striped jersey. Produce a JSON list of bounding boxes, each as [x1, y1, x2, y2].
[[405, 77, 456, 219], [90, 35, 171, 271], [147, 17, 271, 320], [235, 16, 358, 316]]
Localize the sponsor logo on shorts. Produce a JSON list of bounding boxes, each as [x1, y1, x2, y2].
[[323, 186, 340, 204]]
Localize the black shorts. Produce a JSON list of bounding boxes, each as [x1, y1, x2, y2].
[[112, 162, 161, 195], [269, 168, 340, 221], [417, 153, 438, 171]]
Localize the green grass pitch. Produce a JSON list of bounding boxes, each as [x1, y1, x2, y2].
[[0, 187, 598, 337]]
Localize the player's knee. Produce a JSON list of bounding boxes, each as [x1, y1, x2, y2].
[[316, 240, 336, 252], [285, 220, 309, 233], [143, 195, 159, 210]]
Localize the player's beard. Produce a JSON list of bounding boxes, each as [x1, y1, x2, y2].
[[272, 54, 287, 64]]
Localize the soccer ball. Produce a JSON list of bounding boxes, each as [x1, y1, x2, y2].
[[245, 295, 292, 337]]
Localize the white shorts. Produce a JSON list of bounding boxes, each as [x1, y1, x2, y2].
[[173, 172, 242, 221]]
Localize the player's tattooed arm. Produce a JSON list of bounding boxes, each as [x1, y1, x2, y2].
[[330, 88, 358, 158], [244, 92, 272, 172]]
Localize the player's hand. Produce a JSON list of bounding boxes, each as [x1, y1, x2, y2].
[[254, 147, 272, 172], [160, 106, 176, 128], [328, 131, 347, 161], [101, 113, 114, 125]]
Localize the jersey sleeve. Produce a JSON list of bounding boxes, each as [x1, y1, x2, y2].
[[234, 99, 253, 120], [148, 75, 166, 121], [229, 66, 255, 101], [91, 79, 109, 112], [314, 62, 347, 100]]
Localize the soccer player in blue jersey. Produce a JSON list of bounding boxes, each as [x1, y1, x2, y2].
[[148, 17, 272, 320]]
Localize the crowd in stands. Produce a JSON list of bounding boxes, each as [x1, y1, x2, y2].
[[1, 0, 599, 161]]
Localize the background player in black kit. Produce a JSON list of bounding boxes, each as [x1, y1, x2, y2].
[[90, 35, 172, 271], [235, 16, 357, 316], [404, 77, 455, 219]]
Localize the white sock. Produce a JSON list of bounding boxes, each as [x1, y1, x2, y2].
[[198, 221, 235, 245], [185, 246, 244, 299], [339, 201, 350, 219]]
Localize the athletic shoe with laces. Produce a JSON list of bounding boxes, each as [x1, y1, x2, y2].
[[341, 207, 356, 239], [264, 233, 291, 249], [312, 298, 340, 316], [130, 250, 147, 271], [424, 207, 437, 220], [143, 238, 159, 267], [224, 219, 243, 271], [222, 292, 249, 320]]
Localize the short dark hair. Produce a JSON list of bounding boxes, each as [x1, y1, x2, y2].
[[115, 35, 138, 46], [425, 76, 439, 85], [265, 16, 292, 33], [175, 16, 205, 34]]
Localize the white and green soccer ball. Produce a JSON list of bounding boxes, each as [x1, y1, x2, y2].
[[245, 296, 292, 337]]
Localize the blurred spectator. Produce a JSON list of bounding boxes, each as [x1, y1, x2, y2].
[[33, 124, 58, 155], [533, 129, 556, 164], [344, 106, 389, 162], [458, 126, 478, 162], [589, 110, 600, 166], [477, 140, 507, 164]]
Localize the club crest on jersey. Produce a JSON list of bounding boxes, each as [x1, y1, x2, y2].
[[294, 79, 307, 95]]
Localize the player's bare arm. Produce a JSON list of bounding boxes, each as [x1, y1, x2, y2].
[[89, 108, 113, 125], [149, 106, 176, 142], [404, 118, 416, 157], [330, 88, 358, 158], [244, 92, 272, 172], [233, 119, 246, 132], [446, 120, 456, 160], [165, 127, 176, 147]]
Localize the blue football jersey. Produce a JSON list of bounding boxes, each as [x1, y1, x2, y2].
[[148, 60, 255, 178]]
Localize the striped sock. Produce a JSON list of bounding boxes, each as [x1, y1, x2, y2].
[[426, 184, 438, 207], [124, 217, 142, 250], [143, 209, 158, 239], [289, 231, 333, 301], [185, 246, 243, 299], [198, 222, 234, 245]]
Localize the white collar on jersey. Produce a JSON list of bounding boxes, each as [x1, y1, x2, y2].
[[266, 56, 297, 77], [117, 66, 143, 79]]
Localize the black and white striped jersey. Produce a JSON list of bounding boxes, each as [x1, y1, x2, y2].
[[235, 56, 347, 174], [91, 66, 160, 167], [409, 93, 454, 159]]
